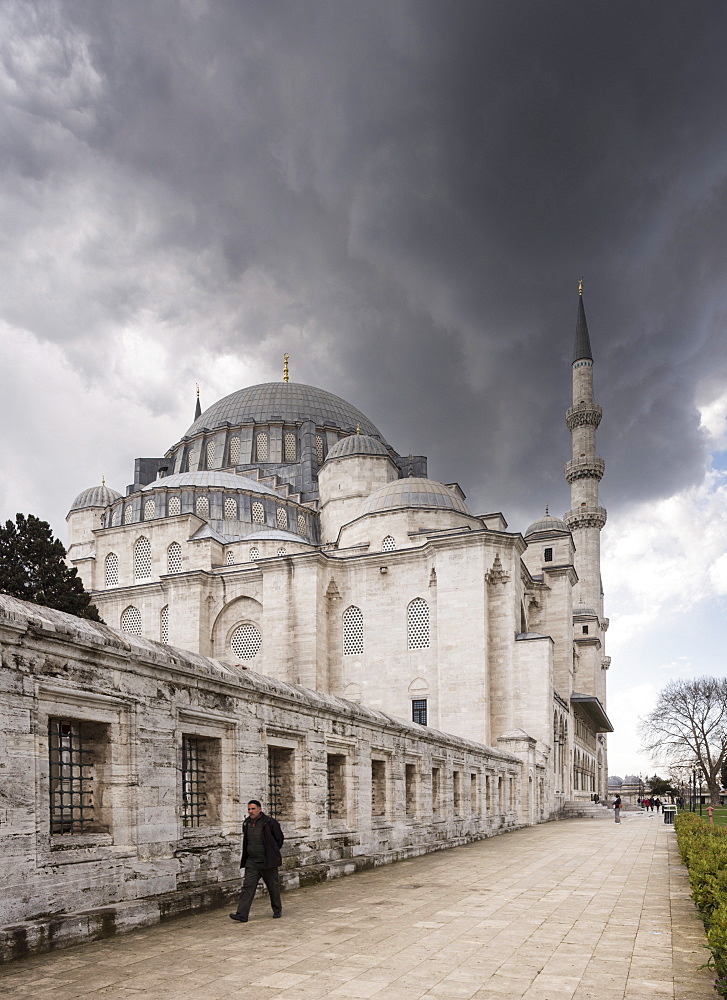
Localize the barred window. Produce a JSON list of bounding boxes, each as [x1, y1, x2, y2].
[[284, 432, 297, 462], [160, 605, 169, 644], [181, 735, 207, 828], [168, 496, 181, 516], [134, 537, 151, 580], [382, 535, 396, 552], [224, 497, 237, 519], [412, 699, 428, 726], [276, 506, 287, 530], [121, 605, 142, 635], [327, 754, 346, 820], [167, 542, 182, 574], [252, 501, 265, 524], [124, 506, 133, 524], [342, 605, 364, 656], [277, 547, 287, 557], [371, 759, 386, 817], [297, 513, 306, 535], [195, 496, 209, 517], [407, 598, 430, 649], [144, 498, 155, 520], [267, 746, 294, 822], [230, 622, 262, 659], [229, 436, 240, 465], [206, 440, 216, 468], [249, 546, 259, 561], [256, 434, 268, 461], [104, 552, 119, 587], [226, 550, 235, 565], [315, 435, 324, 464], [48, 718, 107, 835]]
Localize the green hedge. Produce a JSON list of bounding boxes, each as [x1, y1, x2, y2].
[[675, 811, 727, 995]]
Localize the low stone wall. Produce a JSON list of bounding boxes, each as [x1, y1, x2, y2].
[[0, 595, 523, 961]]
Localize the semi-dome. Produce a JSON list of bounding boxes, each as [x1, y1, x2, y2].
[[140, 471, 279, 496], [524, 511, 569, 538], [360, 478, 471, 516], [325, 434, 390, 461], [183, 382, 384, 440], [69, 484, 122, 512]]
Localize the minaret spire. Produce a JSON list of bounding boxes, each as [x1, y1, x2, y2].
[[573, 279, 593, 363], [194, 384, 201, 420]]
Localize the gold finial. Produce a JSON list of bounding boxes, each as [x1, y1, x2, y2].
[[196, 382, 199, 398], [545, 503, 549, 516], [578, 277, 583, 296], [283, 353, 289, 383], [102, 475, 105, 487], [356, 423, 361, 434]]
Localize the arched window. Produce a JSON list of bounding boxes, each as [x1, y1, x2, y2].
[[252, 501, 265, 524], [230, 623, 262, 660], [342, 605, 364, 656], [297, 513, 306, 535], [124, 506, 133, 525], [167, 542, 182, 574], [229, 436, 240, 465], [249, 546, 259, 561], [284, 432, 297, 462], [160, 605, 169, 644], [226, 550, 235, 565], [188, 449, 199, 471], [134, 537, 152, 580], [206, 440, 216, 468], [195, 496, 209, 517], [105, 552, 119, 587], [381, 535, 396, 552], [224, 497, 237, 520], [276, 506, 287, 530], [407, 598, 430, 649], [168, 496, 181, 516], [121, 606, 142, 635], [277, 547, 287, 557], [112, 507, 121, 526], [256, 434, 268, 461], [144, 498, 155, 520]]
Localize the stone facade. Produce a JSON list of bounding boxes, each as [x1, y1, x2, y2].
[[0, 594, 525, 960]]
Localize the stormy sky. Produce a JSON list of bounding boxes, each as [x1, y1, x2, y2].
[[2, 0, 727, 777]]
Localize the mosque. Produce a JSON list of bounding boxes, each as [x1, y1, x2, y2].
[[65, 290, 612, 810]]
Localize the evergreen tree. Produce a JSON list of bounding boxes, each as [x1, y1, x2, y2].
[[0, 513, 102, 621]]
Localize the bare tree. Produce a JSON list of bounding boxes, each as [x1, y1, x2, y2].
[[640, 678, 727, 806]]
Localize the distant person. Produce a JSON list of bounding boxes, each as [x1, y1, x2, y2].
[[230, 800, 284, 924], [594, 793, 600, 805], [614, 794, 622, 824], [642, 797, 650, 811], [654, 797, 661, 813], [637, 796, 642, 806]]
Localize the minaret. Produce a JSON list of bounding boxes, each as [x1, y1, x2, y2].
[[564, 281, 607, 617]]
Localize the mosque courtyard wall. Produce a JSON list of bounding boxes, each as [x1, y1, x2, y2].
[[0, 594, 527, 962]]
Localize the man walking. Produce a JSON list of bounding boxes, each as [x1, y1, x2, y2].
[[230, 800, 284, 923]]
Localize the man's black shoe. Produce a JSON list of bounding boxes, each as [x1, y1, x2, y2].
[[229, 913, 248, 922], [273, 912, 282, 918]]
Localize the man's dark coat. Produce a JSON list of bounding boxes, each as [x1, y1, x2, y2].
[[240, 812, 284, 868]]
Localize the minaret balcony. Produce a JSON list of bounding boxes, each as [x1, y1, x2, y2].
[[565, 457, 605, 483], [564, 505, 607, 530], [566, 402, 602, 431]]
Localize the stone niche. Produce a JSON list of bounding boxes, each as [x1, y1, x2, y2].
[[0, 594, 522, 962]]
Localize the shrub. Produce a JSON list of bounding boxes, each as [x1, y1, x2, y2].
[[675, 812, 727, 996]]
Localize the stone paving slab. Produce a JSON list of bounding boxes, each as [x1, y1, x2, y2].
[[0, 812, 714, 999]]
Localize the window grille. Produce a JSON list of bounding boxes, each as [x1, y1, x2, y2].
[[412, 699, 428, 726], [315, 435, 324, 465], [544, 547, 553, 562], [167, 542, 182, 574], [407, 598, 430, 649], [284, 432, 297, 462], [297, 514, 306, 535], [112, 507, 121, 526], [160, 605, 169, 644], [453, 770, 462, 814], [371, 760, 386, 817], [195, 496, 209, 517], [48, 719, 95, 835], [168, 496, 181, 516], [432, 768, 441, 816], [188, 450, 199, 471], [268, 747, 283, 819], [144, 498, 155, 520], [249, 546, 259, 561], [230, 622, 262, 659], [382, 535, 396, 552], [224, 497, 237, 519], [105, 552, 119, 587], [277, 547, 287, 557], [206, 440, 216, 468], [124, 506, 133, 524], [256, 434, 268, 461], [226, 550, 235, 565], [252, 501, 265, 524], [405, 763, 416, 817], [133, 537, 151, 579], [327, 754, 345, 820], [342, 605, 364, 656], [276, 506, 287, 530], [121, 605, 142, 635], [181, 735, 207, 828], [229, 436, 240, 465]]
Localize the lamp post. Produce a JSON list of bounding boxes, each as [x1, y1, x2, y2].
[[692, 769, 697, 813]]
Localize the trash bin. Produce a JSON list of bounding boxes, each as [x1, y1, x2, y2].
[[663, 805, 676, 825]]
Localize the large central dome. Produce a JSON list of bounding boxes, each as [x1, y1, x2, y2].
[[184, 382, 384, 440]]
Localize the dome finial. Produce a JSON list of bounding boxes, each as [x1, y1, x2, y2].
[[283, 353, 290, 383], [356, 423, 361, 434], [102, 475, 105, 487], [545, 503, 549, 515], [578, 277, 583, 296], [194, 383, 202, 420]]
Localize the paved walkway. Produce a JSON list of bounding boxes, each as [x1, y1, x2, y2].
[[0, 812, 713, 1000]]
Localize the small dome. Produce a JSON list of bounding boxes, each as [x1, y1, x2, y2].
[[573, 605, 599, 618], [141, 471, 279, 496], [524, 512, 569, 538], [69, 484, 122, 512], [608, 776, 623, 787], [360, 478, 471, 516], [326, 434, 390, 461]]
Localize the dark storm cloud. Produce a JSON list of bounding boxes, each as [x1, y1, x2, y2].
[[3, 0, 727, 528]]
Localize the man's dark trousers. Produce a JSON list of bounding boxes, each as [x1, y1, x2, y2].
[[235, 861, 282, 918]]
